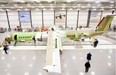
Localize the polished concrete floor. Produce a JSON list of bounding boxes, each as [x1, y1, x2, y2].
[[0, 49, 115, 75], [0, 31, 116, 75]]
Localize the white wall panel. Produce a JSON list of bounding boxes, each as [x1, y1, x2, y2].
[[102, 10, 112, 17], [0, 11, 8, 28], [43, 10, 54, 27], [21, 23, 31, 28], [8, 11, 19, 29], [31, 10, 42, 27], [78, 10, 88, 27], [0, 10, 115, 30], [67, 10, 77, 29], [89, 11, 101, 28]]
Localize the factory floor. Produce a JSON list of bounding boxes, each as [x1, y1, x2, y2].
[[0, 30, 116, 75]]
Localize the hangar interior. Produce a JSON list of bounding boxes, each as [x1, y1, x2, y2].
[[0, 0, 116, 75]]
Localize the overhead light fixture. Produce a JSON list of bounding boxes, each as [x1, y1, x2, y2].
[[35, 8, 39, 10], [82, 7, 85, 8], [111, 9, 114, 11], [110, 1, 114, 3], [27, 4, 30, 6], [67, 0, 70, 2], [110, 7, 113, 8], [95, 1, 100, 3], [41, 6, 44, 8], [21, 0, 25, 3], [77, 4, 81, 6], [50, 6, 54, 8], [61, 8, 65, 10], [30, 0, 40, 2], [101, 8, 104, 11], [1, 5, 4, 7], [14, 4, 18, 6], [92, 7, 96, 8], [50, 4, 53, 6], [77, 9, 80, 10], [11, 7, 14, 9], [19, 6, 23, 8], [24, 8, 29, 10], [32, 0, 40, 2], [101, 7, 104, 9], [62, 6, 65, 9], [31, 6, 35, 9], [6, 9, 10, 11], [32, 0, 39, 1], [17, 9, 20, 11], [0, 9, 4, 11], [48, 0, 52, 2], [61, 7, 65, 10], [110, 4, 113, 6], [86, 9, 89, 11], [93, 9, 96, 10], [50, 8, 54, 10], [37, 1, 40, 3], [39, 4, 42, 6], [43, 8, 46, 10], [50, 4, 54, 8], [69, 8, 72, 10], [72, 7, 76, 9], [87, 4, 91, 6], [63, 4, 66, 6]]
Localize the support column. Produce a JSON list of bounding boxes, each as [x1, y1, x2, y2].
[[42, 10, 44, 27], [76, 10, 79, 30], [54, 10, 55, 25], [86, 10, 91, 27], [41, 10, 44, 31], [18, 11, 22, 28], [30, 10, 33, 28], [6, 11, 11, 32], [65, 9, 67, 28]]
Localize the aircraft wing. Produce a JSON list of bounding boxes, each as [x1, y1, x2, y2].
[[78, 30, 105, 38], [65, 30, 106, 41], [43, 30, 61, 73]]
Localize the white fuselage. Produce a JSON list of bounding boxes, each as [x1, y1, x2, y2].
[[35, 30, 66, 41]]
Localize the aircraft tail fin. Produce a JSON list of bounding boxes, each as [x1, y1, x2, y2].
[[95, 16, 114, 31]]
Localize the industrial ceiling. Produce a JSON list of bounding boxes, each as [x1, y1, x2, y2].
[[0, 0, 115, 11]]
